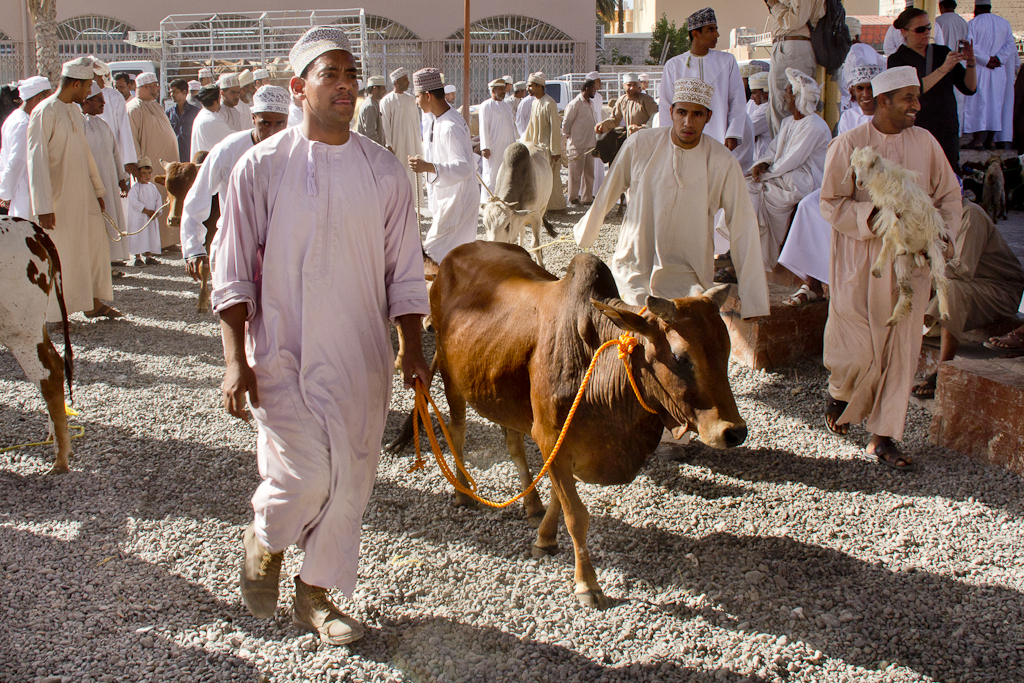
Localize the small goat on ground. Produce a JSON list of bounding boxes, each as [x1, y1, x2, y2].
[[846, 146, 950, 327], [980, 156, 1007, 223]]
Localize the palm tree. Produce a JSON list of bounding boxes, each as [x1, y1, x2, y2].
[[596, 0, 616, 28], [27, 0, 59, 85]]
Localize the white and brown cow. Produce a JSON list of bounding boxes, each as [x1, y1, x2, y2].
[[481, 142, 557, 267], [0, 216, 73, 473]]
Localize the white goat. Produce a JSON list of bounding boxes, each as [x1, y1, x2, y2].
[[847, 146, 950, 327]]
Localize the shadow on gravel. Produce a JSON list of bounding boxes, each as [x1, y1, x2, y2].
[[359, 614, 750, 683], [64, 355, 222, 392], [0, 525, 258, 681], [666, 442, 1024, 516]]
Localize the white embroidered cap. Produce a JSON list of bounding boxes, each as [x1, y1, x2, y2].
[[188, 80, 201, 92], [672, 77, 714, 108], [367, 75, 386, 87], [622, 72, 640, 84], [528, 72, 546, 86], [238, 69, 254, 86], [488, 78, 506, 88], [253, 68, 271, 81], [871, 65, 920, 96], [390, 67, 409, 83], [289, 26, 352, 77], [849, 64, 883, 87], [748, 71, 769, 91], [513, 81, 527, 91], [413, 68, 444, 94], [217, 73, 239, 88], [639, 73, 650, 81], [136, 72, 158, 87], [198, 67, 214, 79], [503, 75, 512, 82], [61, 57, 95, 80], [17, 76, 51, 101], [585, 71, 600, 81], [740, 64, 758, 78], [251, 85, 290, 115], [443, 83, 457, 94]]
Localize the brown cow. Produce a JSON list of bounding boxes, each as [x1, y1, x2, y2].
[[398, 240, 746, 608], [154, 151, 220, 311], [1, 217, 74, 473]]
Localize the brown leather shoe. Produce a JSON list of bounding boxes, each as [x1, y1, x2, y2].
[[292, 576, 364, 645], [240, 523, 283, 618]]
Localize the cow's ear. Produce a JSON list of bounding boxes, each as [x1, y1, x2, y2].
[[645, 295, 678, 322], [592, 299, 655, 337], [153, 175, 166, 186], [700, 284, 731, 310]]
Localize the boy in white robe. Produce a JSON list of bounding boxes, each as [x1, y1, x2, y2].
[[820, 66, 961, 470], [574, 77, 769, 319], [0, 77, 51, 220], [81, 82, 131, 262], [212, 28, 430, 644], [478, 78, 517, 200], [125, 157, 163, 265], [779, 65, 881, 306], [408, 68, 479, 263], [746, 68, 830, 271]]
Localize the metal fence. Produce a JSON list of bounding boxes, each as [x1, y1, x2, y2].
[[559, 68, 662, 105], [0, 35, 25, 84], [57, 15, 155, 62]]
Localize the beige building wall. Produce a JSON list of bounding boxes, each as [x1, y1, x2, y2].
[[2, 0, 595, 62]]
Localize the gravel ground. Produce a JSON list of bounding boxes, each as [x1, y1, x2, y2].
[[2, 204, 1023, 683]]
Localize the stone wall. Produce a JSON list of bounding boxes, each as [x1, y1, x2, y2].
[[598, 34, 652, 67]]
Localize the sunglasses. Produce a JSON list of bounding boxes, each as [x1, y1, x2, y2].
[[907, 24, 931, 33]]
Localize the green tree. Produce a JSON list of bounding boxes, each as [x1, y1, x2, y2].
[[596, 0, 616, 28], [646, 14, 691, 65]]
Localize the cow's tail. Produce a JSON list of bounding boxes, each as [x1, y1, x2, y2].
[[543, 216, 557, 238], [384, 348, 440, 456], [41, 231, 73, 404]]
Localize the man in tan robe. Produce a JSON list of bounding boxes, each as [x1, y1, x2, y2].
[[522, 72, 565, 212], [127, 71, 180, 247], [820, 66, 961, 469], [28, 56, 118, 319], [912, 201, 1024, 397], [601, 72, 659, 133]]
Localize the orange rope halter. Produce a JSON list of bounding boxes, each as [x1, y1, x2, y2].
[[408, 307, 657, 508]]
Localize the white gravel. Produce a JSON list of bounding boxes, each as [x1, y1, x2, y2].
[[2, 205, 1023, 683]]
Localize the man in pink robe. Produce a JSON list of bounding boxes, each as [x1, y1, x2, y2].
[[820, 66, 961, 470], [211, 27, 430, 644]]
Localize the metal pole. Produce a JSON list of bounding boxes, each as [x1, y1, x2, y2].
[[463, 0, 470, 124]]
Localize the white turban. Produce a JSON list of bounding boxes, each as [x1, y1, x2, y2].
[[846, 17, 862, 37], [136, 71, 158, 87], [289, 26, 352, 77], [785, 67, 820, 117], [251, 85, 290, 115], [871, 66, 920, 97], [17, 76, 51, 101], [91, 57, 110, 77], [238, 69, 254, 86], [748, 72, 769, 91], [61, 57, 94, 80]]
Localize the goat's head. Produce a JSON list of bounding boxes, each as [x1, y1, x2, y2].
[[846, 146, 883, 191]]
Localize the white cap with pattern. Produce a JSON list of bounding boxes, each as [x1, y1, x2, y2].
[[289, 26, 352, 77], [672, 77, 714, 109], [61, 57, 95, 80], [252, 85, 290, 115], [136, 72, 158, 87], [198, 67, 214, 79], [253, 68, 271, 81], [871, 66, 920, 97], [217, 73, 239, 88], [528, 72, 546, 86]]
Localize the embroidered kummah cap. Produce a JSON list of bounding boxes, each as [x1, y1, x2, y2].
[[750, 60, 770, 73], [528, 72, 546, 86], [390, 67, 409, 83], [748, 71, 769, 91], [443, 84, 457, 95], [251, 85, 290, 115], [488, 78, 506, 88], [687, 7, 717, 31], [62, 57, 95, 80], [786, 67, 821, 116], [413, 68, 444, 94], [585, 70, 601, 81], [849, 64, 883, 86], [871, 65, 920, 96], [137, 156, 152, 169], [289, 26, 352, 77], [672, 77, 714, 108], [17, 76, 51, 100], [513, 81, 527, 91], [238, 69, 254, 86], [198, 67, 214, 79], [846, 17, 862, 37], [253, 68, 271, 81], [88, 81, 103, 98], [136, 72, 158, 87], [367, 75, 386, 87], [622, 72, 640, 84], [188, 80, 201, 92], [740, 63, 759, 78], [217, 73, 239, 88]]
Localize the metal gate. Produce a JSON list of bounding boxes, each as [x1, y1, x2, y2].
[[361, 15, 422, 81], [0, 32, 25, 83], [57, 15, 154, 62]]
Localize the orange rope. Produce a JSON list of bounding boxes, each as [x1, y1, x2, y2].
[[408, 308, 657, 508]]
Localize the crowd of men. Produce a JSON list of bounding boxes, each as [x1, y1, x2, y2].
[[1, 0, 1024, 648]]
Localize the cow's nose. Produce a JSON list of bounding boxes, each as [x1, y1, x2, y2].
[[723, 425, 747, 448]]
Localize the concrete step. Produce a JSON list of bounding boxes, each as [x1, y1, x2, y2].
[[720, 283, 828, 372]]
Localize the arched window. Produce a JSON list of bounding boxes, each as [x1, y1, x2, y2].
[[366, 16, 419, 42], [57, 15, 151, 61], [448, 15, 573, 42], [361, 16, 421, 81]]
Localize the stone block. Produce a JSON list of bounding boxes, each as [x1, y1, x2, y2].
[[929, 358, 1024, 476], [918, 315, 1024, 375], [720, 283, 829, 371]]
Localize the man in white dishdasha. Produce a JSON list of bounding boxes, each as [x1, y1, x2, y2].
[[211, 26, 431, 645]]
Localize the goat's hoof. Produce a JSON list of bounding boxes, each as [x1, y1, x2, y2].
[[531, 543, 558, 558], [574, 588, 609, 609], [525, 509, 546, 528]]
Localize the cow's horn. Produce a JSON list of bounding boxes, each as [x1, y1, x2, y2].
[[702, 283, 732, 310], [160, 159, 173, 172]]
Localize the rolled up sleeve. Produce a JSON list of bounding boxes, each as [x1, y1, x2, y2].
[[381, 147, 430, 321], [211, 155, 264, 319]]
